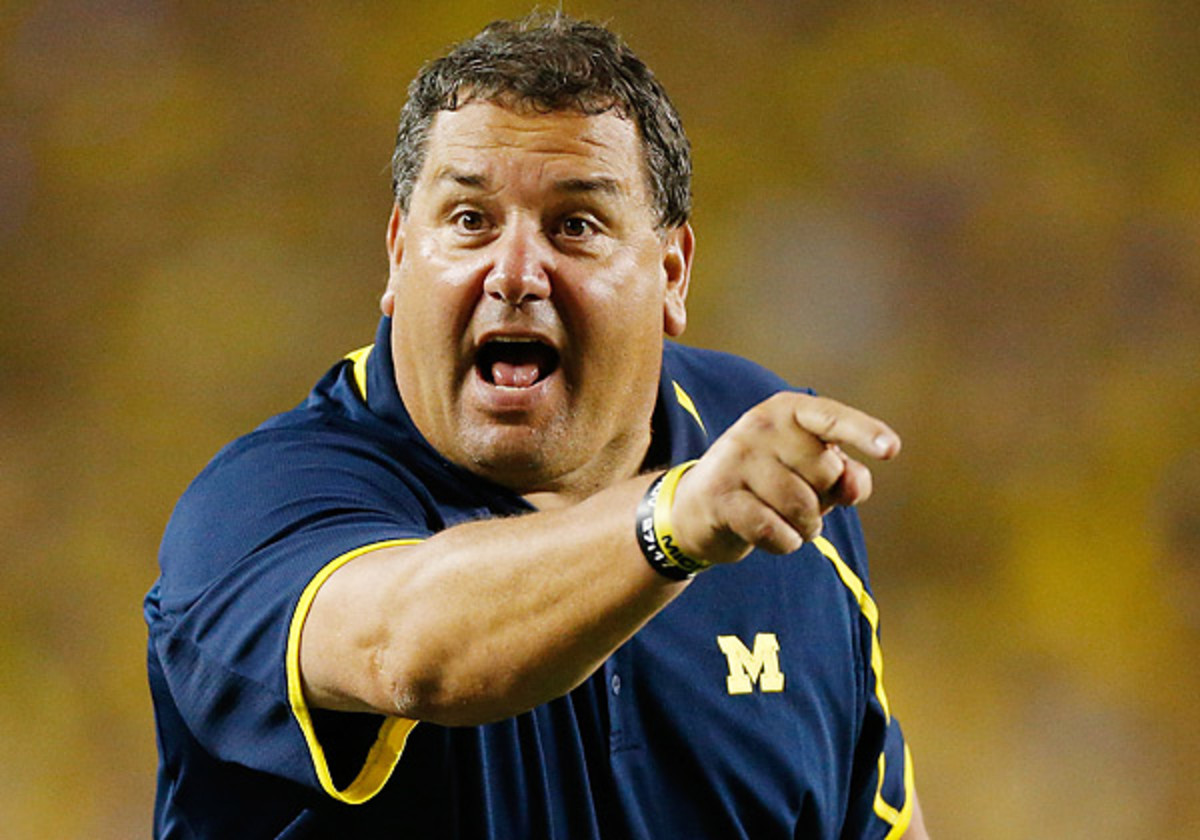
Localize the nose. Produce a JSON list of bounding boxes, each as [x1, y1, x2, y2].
[[482, 221, 552, 306]]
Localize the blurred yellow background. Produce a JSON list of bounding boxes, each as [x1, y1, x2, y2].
[[2, 1, 1197, 836]]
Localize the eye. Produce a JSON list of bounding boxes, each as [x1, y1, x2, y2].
[[452, 209, 488, 233], [559, 215, 596, 238]]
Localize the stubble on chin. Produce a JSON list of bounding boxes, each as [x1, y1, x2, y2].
[[457, 412, 574, 492]]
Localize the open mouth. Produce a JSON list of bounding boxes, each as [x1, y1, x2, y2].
[[475, 337, 561, 389]]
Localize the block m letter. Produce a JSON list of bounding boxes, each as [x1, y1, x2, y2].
[[716, 633, 785, 695]]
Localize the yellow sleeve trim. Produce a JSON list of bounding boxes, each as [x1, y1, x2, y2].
[[285, 538, 423, 804], [344, 345, 373, 401], [877, 744, 916, 839], [811, 536, 890, 720], [671, 380, 707, 436], [812, 536, 912, 836]]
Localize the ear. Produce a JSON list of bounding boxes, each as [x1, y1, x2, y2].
[[382, 204, 405, 317], [386, 203, 405, 267], [662, 223, 694, 337]]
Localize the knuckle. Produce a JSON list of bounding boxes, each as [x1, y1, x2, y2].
[[751, 513, 801, 555], [751, 518, 779, 546], [739, 409, 776, 436], [730, 492, 771, 538], [793, 395, 848, 441], [810, 449, 845, 489], [780, 481, 818, 528], [763, 391, 790, 408], [788, 501, 821, 537], [813, 406, 840, 439], [731, 434, 759, 461], [795, 504, 824, 538]]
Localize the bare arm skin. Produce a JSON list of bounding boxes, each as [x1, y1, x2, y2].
[[299, 393, 900, 725], [300, 472, 682, 725], [904, 789, 931, 839]]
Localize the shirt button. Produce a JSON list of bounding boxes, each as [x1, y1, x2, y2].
[[610, 674, 621, 696]]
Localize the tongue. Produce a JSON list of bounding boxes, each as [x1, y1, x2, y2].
[[492, 360, 541, 388]]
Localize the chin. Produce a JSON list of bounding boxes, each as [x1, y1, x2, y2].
[[461, 426, 568, 489]]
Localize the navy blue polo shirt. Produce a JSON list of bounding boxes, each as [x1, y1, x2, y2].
[[145, 317, 914, 838]]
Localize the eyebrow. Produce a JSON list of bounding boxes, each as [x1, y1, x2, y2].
[[554, 177, 624, 198], [432, 168, 625, 198], [435, 167, 489, 190]]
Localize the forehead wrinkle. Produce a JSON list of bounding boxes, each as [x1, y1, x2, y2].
[[422, 106, 646, 206], [435, 112, 632, 161], [431, 159, 630, 203]]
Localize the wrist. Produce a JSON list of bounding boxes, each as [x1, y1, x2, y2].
[[635, 461, 710, 580]]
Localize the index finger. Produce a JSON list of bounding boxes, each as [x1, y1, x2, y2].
[[791, 395, 901, 460]]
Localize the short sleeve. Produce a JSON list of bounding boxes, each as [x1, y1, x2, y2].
[[146, 424, 434, 801], [868, 717, 915, 839], [811, 511, 916, 840], [834, 591, 916, 839], [841, 712, 914, 839]]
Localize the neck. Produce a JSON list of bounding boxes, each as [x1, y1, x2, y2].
[[520, 425, 653, 510]]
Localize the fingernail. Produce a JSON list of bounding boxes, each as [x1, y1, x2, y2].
[[872, 434, 894, 456]]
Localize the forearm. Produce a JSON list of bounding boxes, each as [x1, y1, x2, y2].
[[300, 471, 688, 725], [301, 392, 901, 726]]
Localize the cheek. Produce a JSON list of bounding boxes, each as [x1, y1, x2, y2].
[[566, 250, 665, 323], [569, 285, 665, 384], [395, 256, 483, 337]]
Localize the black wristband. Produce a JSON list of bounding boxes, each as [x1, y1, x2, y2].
[[635, 461, 707, 581]]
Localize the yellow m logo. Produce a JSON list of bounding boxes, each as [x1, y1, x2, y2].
[[716, 633, 785, 695]]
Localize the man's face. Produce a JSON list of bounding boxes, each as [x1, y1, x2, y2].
[[382, 101, 692, 498]]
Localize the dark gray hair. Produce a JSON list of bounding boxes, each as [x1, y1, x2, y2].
[[390, 11, 692, 229]]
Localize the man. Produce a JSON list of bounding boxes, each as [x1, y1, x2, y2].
[[146, 12, 929, 839]]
